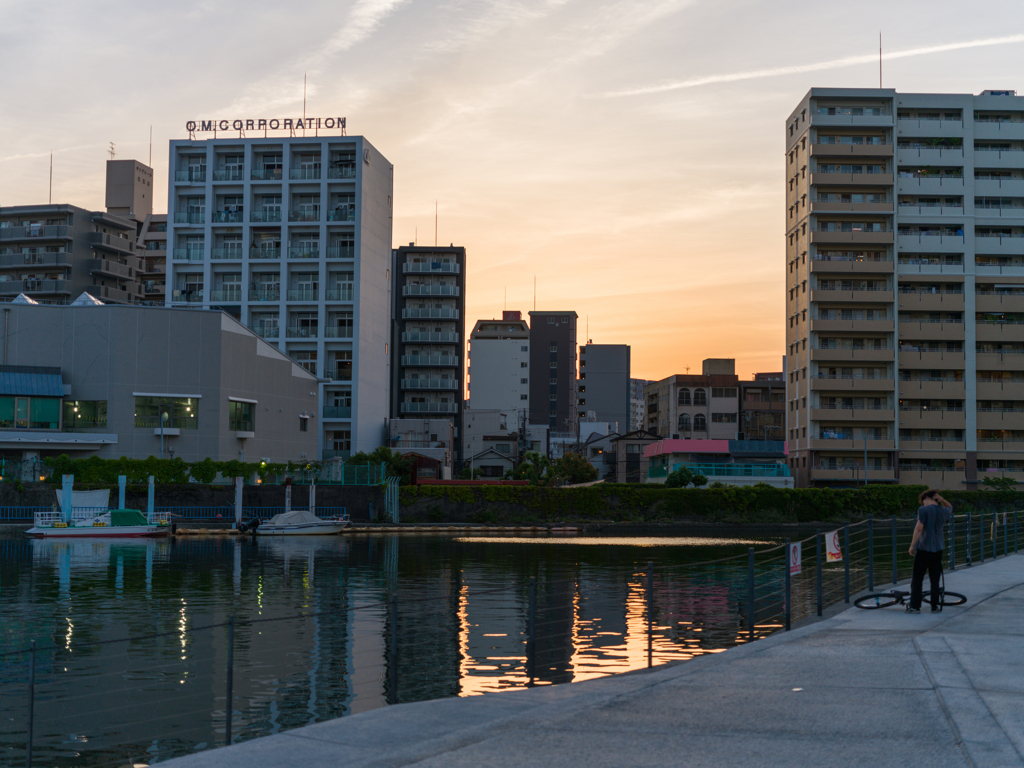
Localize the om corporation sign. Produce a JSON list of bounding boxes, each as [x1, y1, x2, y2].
[[185, 117, 346, 134]]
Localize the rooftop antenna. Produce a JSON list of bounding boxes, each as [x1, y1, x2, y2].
[[879, 32, 882, 89], [48, 153, 52, 205], [434, 201, 438, 246], [149, 126, 152, 167], [415, 226, 417, 246], [533, 275, 536, 311], [504, 286, 507, 312], [108, 142, 116, 160], [303, 72, 307, 136]]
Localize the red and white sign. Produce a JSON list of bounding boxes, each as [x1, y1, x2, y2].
[[789, 542, 802, 575], [826, 530, 843, 563]]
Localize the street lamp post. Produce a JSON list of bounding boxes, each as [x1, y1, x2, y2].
[[159, 402, 170, 459]]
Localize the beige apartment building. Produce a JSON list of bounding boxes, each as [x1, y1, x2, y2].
[[785, 87, 1024, 489]]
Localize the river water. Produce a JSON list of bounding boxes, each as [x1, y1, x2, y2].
[[0, 531, 797, 767]]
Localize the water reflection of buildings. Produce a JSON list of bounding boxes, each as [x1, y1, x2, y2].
[[0, 534, 769, 764]]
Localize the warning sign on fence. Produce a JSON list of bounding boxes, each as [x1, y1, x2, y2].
[[789, 542, 802, 575], [826, 529, 843, 563]]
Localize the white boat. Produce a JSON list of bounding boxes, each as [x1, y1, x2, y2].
[[255, 508, 350, 536], [27, 508, 169, 538]]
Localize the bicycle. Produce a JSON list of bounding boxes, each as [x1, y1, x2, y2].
[[854, 581, 966, 612]]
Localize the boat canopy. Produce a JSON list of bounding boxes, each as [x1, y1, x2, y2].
[[111, 509, 148, 526], [266, 509, 321, 526]]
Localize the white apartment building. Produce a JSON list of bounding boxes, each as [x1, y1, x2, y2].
[[786, 87, 1024, 489], [629, 378, 650, 432], [467, 311, 530, 416], [166, 134, 394, 459]]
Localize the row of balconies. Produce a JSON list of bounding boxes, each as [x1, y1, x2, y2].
[[400, 378, 460, 391], [400, 354, 459, 367], [172, 245, 354, 261], [197, 287, 355, 303], [399, 402, 459, 414], [402, 284, 459, 296], [243, 322, 354, 340], [173, 207, 355, 225], [401, 307, 459, 320], [0, 225, 70, 241], [0, 252, 70, 269], [174, 166, 356, 183], [804, 376, 1024, 401]]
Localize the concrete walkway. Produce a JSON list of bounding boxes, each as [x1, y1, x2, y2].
[[166, 555, 1024, 768]]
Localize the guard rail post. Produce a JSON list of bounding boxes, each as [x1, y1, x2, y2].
[[868, 515, 875, 591], [26, 640, 35, 768], [746, 549, 755, 642], [647, 562, 654, 667], [891, 515, 897, 584], [949, 515, 956, 571], [816, 530, 823, 618], [527, 577, 536, 686], [1004, 512, 1008, 558], [225, 617, 234, 746], [980, 511, 985, 564], [966, 511, 973, 566], [389, 595, 398, 705], [843, 524, 850, 603], [784, 538, 792, 631]]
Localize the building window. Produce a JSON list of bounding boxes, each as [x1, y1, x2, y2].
[[134, 396, 198, 429], [693, 414, 707, 432], [521, 362, 528, 368], [0, 396, 60, 430], [62, 400, 107, 430], [678, 389, 691, 406], [521, 378, 528, 384], [229, 401, 254, 432], [711, 388, 737, 398], [299, 418, 308, 432], [332, 430, 351, 450], [521, 345, 528, 352], [550, 362, 557, 369], [693, 389, 707, 406], [712, 413, 737, 423], [520, 394, 528, 400], [495, 443, 510, 454], [678, 413, 691, 431]]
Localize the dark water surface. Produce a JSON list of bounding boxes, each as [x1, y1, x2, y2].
[[1, 532, 794, 767]]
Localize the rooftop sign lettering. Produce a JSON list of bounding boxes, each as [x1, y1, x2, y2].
[[185, 117, 346, 133]]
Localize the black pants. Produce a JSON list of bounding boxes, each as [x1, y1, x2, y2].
[[910, 549, 943, 610]]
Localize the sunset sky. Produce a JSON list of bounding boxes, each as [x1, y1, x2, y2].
[[2, 0, 1023, 380]]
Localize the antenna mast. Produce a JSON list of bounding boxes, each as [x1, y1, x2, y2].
[[533, 276, 536, 311], [149, 126, 152, 166], [303, 72, 307, 136], [879, 32, 882, 88], [49, 153, 52, 205], [108, 142, 115, 160], [434, 201, 438, 246]]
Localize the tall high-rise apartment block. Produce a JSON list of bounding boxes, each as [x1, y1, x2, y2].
[[467, 310, 530, 414], [786, 87, 1024, 488], [577, 343, 630, 432], [528, 311, 578, 433], [390, 244, 466, 461], [165, 134, 394, 458]]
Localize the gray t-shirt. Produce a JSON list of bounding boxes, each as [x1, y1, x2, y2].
[[917, 504, 951, 553]]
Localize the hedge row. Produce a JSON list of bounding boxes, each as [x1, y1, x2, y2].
[[41, 455, 302, 485], [399, 483, 1024, 525]]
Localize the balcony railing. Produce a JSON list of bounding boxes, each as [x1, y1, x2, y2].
[[250, 247, 281, 260], [213, 169, 244, 181], [0, 279, 70, 295], [171, 289, 204, 303], [402, 284, 459, 296], [403, 262, 460, 274], [290, 166, 322, 180], [211, 247, 243, 260], [400, 402, 459, 414], [174, 212, 206, 224], [87, 258, 134, 280], [289, 209, 320, 222], [174, 169, 206, 182], [327, 207, 355, 222], [88, 232, 134, 254], [328, 165, 356, 179], [248, 323, 279, 338], [288, 247, 320, 259], [286, 289, 319, 301], [324, 326, 354, 338], [401, 332, 459, 343], [401, 379, 460, 390], [248, 289, 280, 301], [325, 288, 354, 301], [172, 249, 204, 261], [402, 307, 459, 319], [285, 325, 318, 338], [648, 463, 790, 479], [401, 355, 459, 367], [211, 210, 244, 223], [209, 289, 242, 303], [326, 246, 354, 259], [0, 225, 70, 241], [250, 210, 282, 222], [251, 168, 283, 180], [322, 406, 352, 418]]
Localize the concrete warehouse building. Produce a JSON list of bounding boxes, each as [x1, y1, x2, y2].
[[786, 87, 1024, 488], [164, 131, 393, 460], [0, 302, 319, 469]]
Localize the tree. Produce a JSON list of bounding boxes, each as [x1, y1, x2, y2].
[[456, 466, 483, 480], [665, 466, 694, 488], [981, 476, 1018, 493], [507, 452, 550, 486], [348, 446, 413, 484], [550, 452, 598, 485], [691, 474, 708, 489]]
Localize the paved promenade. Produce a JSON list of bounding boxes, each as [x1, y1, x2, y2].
[[167, 555, 1024, 768]]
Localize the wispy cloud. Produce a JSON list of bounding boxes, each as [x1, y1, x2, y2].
[[603, 33, 1024, 97], [319, 0, 410, 58], [0, 144, 106, 164]]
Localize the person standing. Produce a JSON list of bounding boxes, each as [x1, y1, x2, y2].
[[908, 489, 953, 613]]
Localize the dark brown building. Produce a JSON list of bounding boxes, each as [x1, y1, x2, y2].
[[527, 311, 577, 432]]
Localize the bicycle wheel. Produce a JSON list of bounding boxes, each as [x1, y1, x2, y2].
[[922, 591, 967, 607], [854, 593, 900, 609]]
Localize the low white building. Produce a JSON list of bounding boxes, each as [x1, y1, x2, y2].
[[467, 311, 530, 414]]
